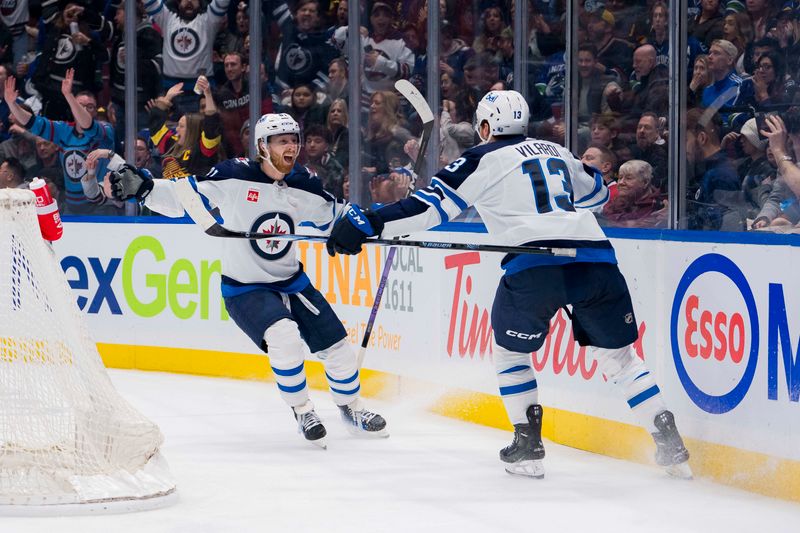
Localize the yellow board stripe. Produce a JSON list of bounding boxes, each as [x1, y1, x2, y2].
[[97, 343, 800, 503]]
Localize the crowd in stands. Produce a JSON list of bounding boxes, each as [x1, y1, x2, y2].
[[0, 0, 798, 233]]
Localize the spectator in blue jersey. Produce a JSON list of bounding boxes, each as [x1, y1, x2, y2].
[[32, 2, 114, 121], [701, 39, 743, 114], [145, 0, 231, 115], [268, 0, 340, 95], [4, 70, 118, 215], [685, 108, 741, 230]]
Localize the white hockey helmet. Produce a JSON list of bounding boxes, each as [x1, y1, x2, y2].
[[254, 113, 301, 148], [473, 90, 529, 141]]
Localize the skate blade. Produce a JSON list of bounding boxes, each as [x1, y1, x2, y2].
[[309, 436, 328, 449], [665, 461, 693, 479], [504, 459, 545, 479], [344, 424, 390, 438]]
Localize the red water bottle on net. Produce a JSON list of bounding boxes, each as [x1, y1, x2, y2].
[[29, 177, 63, 241]]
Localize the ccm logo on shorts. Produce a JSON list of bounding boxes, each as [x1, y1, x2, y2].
[[506, 330, 543, 340]]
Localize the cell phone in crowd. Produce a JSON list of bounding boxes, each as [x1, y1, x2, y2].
[[755, 112, 768, 141]]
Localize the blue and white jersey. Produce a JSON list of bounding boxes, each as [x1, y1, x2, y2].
[[145, 158, 345, 287], [26, 115, 115, 206], [377, 135, 614, 271]]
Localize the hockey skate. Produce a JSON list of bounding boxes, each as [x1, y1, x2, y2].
[[339, 400, 389, 438], [652, 410, 692, 479], [500, 404, 546, 479], [293, 402, 327, 449]]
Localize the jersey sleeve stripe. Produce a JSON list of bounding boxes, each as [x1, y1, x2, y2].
[[414, 190, 449, 223], [431, 177, 468, 211], [574, 168, 603, 204], [187, 176, 223, 223], [575, 186, 609, 209]]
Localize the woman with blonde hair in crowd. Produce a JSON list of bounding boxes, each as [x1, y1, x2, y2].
[[722, 12, 753, 74], [688, 55, 712, 107], [326, 98, 349, 168], [148, 76, 225, 178], [362, 90, 412, 177]]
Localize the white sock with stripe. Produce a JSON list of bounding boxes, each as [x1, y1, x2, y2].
[[493, 340, 539, 426], [592, 345, 666, 433]]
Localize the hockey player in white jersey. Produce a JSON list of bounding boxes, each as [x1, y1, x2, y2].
[[110, 113, 388, 448], [326, 91, 690, 478]]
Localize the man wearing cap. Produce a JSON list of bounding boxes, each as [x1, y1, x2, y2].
[[732, 118, 775, 214], [587, 9, 634, 80], [701, 39, 743, 112], [361, 1, 414, 96]]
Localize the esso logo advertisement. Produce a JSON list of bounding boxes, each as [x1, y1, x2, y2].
[[671, 254, 759, 414]]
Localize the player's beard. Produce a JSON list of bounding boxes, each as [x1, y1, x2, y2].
[[269, 149, 296, 174]]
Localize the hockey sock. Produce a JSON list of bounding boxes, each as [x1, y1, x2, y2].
[[316, 338, 361, 406], [264, 319, 310, 407], [592, 345, 667, 432], [493, 340, 539, 426]]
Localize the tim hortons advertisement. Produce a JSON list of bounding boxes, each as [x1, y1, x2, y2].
[[53, 222, 799, 460]]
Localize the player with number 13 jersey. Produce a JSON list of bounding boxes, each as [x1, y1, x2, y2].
[[327, 91, 691, 479]]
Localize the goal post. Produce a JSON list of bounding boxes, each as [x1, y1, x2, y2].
[[0, 188, 176, 515]]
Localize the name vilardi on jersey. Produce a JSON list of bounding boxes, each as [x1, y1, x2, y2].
[[515, 142, 560, 158]]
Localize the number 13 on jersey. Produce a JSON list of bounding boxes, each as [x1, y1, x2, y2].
[[521, 158, 575, 213]]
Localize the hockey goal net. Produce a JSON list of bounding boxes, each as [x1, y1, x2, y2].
[[0, 188, 176, 514]]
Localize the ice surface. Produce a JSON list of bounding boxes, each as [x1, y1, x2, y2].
[[4, 370, 799, 533]]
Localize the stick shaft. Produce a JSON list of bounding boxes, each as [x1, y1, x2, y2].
[[356, 246, 397, 367]]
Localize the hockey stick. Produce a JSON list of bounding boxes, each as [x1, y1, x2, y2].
[[173, 179, 576, 255], [355, 80, 435, 368]]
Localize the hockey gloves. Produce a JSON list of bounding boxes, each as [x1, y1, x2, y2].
[[109, 165, 154, 202], [326, 204, 384, 256]]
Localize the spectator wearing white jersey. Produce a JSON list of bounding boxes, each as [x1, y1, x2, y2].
[[144, 0, 231, 114]]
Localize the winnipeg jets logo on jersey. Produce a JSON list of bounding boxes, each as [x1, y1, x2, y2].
[[171, 27, 200, 58], [55, 36, 78, 62], [285, 44, 311, 73], [249, 212, 295, 260], [63, 151, 87, 182]]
